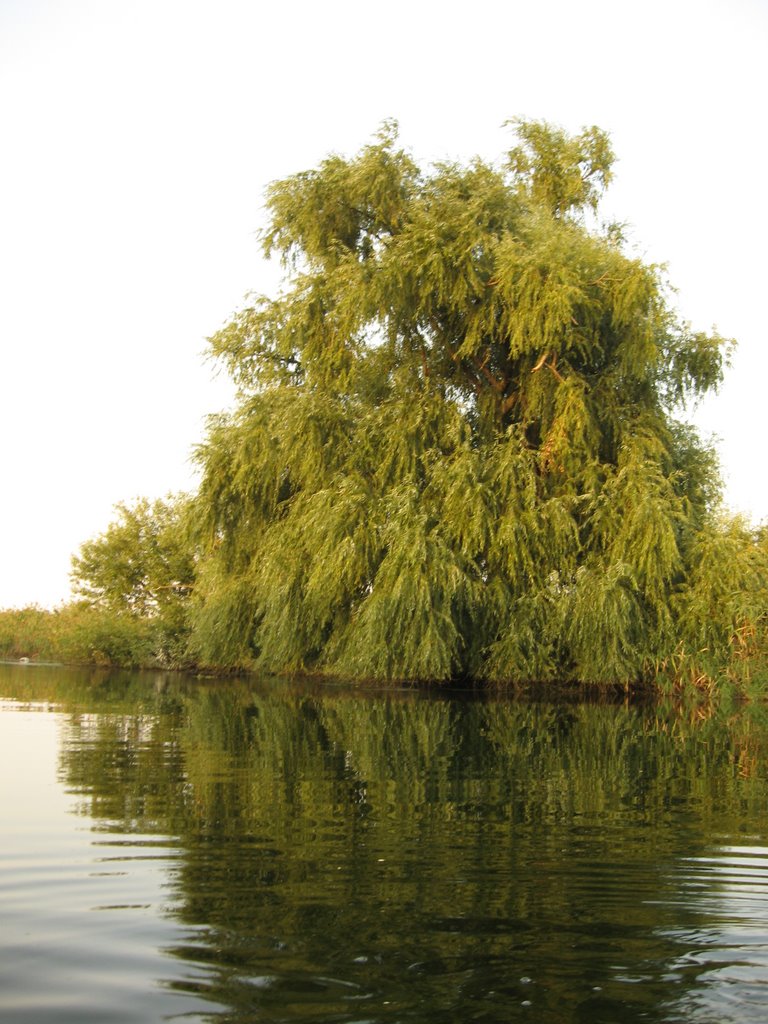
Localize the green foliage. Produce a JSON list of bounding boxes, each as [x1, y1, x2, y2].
[[71, 495, 196, 666], [56, 604, 160, 666], [506, 119, 615, 215], [0, 605, 60, 661], [667, 515, 768, 689], [188, 119, 745, 685], [72, 495, 194, 615], [0, 604, 160, 667], [61, 120, 763, 689]]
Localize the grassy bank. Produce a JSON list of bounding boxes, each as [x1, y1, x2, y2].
[[0, 604, 174, 668], [3, 603, 768, 704]]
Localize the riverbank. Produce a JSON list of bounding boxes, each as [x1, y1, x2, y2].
[[0, 604, 174, 669], [2, 603, 767, 702]]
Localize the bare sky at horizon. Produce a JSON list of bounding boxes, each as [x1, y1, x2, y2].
[[1, 0, 766, 608]]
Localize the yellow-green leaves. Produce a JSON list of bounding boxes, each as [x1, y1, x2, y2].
[[506, 119, 614, 216], [70, 495, 196, 666], [183, 121, 744, 685]]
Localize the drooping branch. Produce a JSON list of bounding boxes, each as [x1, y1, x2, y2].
[[531, 350, 565, 384]]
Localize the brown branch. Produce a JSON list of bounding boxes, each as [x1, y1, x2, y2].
[[546, 359, 565, 383], [531, 349, 565, 383], [500, 391, 517, 416], [474, 357, 506, 393]]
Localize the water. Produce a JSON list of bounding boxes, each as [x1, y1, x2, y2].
[[2, 665, 768, 1022]]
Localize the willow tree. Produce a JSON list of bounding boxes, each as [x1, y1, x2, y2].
[[191, 120, 731, 683]]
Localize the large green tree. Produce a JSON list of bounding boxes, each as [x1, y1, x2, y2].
[[71, 495, 196, 664], [189, 120, 736, 683]]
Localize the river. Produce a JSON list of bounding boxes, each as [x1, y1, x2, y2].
[[1, 664, 768, 1022]]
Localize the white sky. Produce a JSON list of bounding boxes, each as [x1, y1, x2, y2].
[[1, 0, 766, 609]]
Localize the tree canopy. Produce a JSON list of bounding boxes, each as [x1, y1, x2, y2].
[[71, 121, 768, 686], [71, 495, 195, 664]]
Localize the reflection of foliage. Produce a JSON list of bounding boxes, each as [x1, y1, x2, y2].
[[9, 665, 765, 1021]]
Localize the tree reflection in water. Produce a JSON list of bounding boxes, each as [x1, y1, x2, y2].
[[4, 664, 768, 1024]]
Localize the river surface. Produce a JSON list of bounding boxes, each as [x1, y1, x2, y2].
[[2, 665, 768, 1023]]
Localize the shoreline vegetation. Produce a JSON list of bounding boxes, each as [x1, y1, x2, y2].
[[1, 586, 767, 703], [8, 121, 768, 697]]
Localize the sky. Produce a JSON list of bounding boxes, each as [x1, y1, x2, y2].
[[1, 0, 766, 609]]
